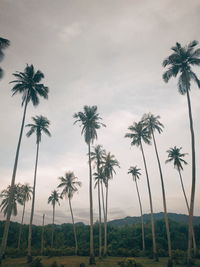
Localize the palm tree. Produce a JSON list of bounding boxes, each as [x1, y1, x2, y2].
[[0, 64, 49, 261], [142, 113, 172, 265], [125, 121, 158, 261], [57, 171, 81, 255], [73, 105, 105, 264], [0, 184, 22, 217], [163, 40, 200, 264], [17, 184, 32, 250], [26, 115, 51, 262], [166, 146, 196, 252], [0, 37, 10, 79], [102, 152, 120, 257], [128, 166, 145, 252], [91, 145, 106, 258], [48, 190, 60, 248]]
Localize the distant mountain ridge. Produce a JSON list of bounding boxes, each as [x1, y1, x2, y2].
[[108, 212, 200, 226]]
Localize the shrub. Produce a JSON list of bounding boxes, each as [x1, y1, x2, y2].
[[29, 257, 44, 267]]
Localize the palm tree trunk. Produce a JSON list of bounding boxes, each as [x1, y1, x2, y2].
[[97, 179, 102, 258], [151, 131, 172, 264], [100, 179, 106, 257], [135, 179, 145, 252], [140, 142, 158, 261], [69, 198, 78, 255], [41, 214, 45, 255], [27, 142, 40, 263], [88, 143, 95, 264], [103, 183, 108, 257], [17, 202, 26, 250], [178, 168, 197, 255], [51, 204, 55, 248], [186, 89, 196, 266], [0, 96, 29, 261]]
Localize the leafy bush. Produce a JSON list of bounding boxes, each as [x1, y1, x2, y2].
[[118, 258, 143, 267], [50, 261, 58, 267], [29, 257, 44, 267]]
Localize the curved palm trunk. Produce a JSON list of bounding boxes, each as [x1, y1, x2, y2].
[[17, 202, 26, 250], [140, 142, 158, 261], [41, 214, 45, 255], [178, 168, 196, 254], [51, 204, 55, 248], [88, 143, 95, 264], [186, 90, 196, 266], [0, 97, 28, 261], [152, 131, 172, 264], [135, 179, 145, 252], [27, 142, 40, 263], [100, 179, 106, 257], [69, 198, 78, 255], [97, 179, 102, 258], [103, 183, 108, 257]]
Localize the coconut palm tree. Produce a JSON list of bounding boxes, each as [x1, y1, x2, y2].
[[17, 183, 32, 250], [73, 105, 105, 264], [57, 171, 81, 255], [0, 64, 49, 261], [102, 152, 120, 257], [48, 190, 60, 248], [142, 113, 172, 265], [0, 184, 22, 217], [166, 146, 196, 252], [0, 37, 10, 79], [125, 121, 158, 261], [26, 115, 51, 262], [163, 40, 200, 264], [91, 145, 106, 258], [128, 166, 145, 252]]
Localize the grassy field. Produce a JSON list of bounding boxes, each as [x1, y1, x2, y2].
[[1, 256, 200, 267]]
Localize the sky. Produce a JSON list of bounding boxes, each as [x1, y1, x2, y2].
[[0, 0, 200, 225]]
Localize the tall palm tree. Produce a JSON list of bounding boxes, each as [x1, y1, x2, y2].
[[0, 37, 10, 79], [163, 40, 200, 265], [57, 171, 81, 255], [17, 184, 32, 250], [26, 115, 51, 262], [0, 184, 22, 217], [73, 105, 105, 264], [125, 121, 158, 261], [142, 113, 172, 265], [48, 190, 60, 248], [166, 146, 196, 252], [128, 166, 145, 252], [102, 152, 120, 257], [0, 64, 49, 261], [91, 145, 106, 258]]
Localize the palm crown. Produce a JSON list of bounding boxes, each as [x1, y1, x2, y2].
[[103, 152, 120, 181], [163, 40, 200, 94], [20, 183, 32, 204], [128, 166, 141, 182], [166, 146, 188, 170], [10, 64, 49, 106], [90, 145, 106, 168], [26, 115, 51, 144], [73, 105, 105, 144], [142, 113, 164, 134], [57, 172, 82, 199], [0, 37, 10, 61], [125, 121, 151, 147], [48, 190, 60, 207]]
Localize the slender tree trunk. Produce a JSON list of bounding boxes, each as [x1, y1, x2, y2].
[[17, 202, 26, 250], [51, 204, 55, 248], [186, 90, 196, 266], [140, 142, 158, 261], [0, 96, 29, 261], [41, 214, 45, 255], [178, 168, 197, 255], [97, 179, 102, 258], [69, 198, 78, 255], [101, 179, 107, 257], [27, 142, 40, 263], [152, 131, 172, 265], [88, 143, 95, 264], [135, 179, 145, 252], [103, 183, 108, 257]]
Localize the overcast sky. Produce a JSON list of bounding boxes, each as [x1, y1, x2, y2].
[[0, 0, 200, 226]]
